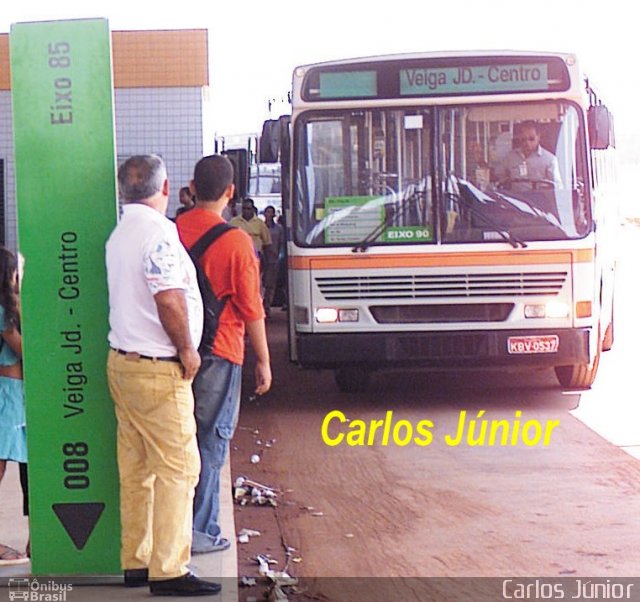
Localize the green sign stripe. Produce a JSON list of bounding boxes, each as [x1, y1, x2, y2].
[[11, 19, 120, 574]]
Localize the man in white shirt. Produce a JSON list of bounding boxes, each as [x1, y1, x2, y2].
[[498, 121, 562, 190], [105, 154, 220, 597]]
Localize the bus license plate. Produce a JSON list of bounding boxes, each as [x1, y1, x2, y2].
[[507, 335, 559, 354]]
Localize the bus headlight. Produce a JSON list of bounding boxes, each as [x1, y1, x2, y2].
[[315, 308, 359, 323], [524, 301, 570, 319], [315, 308, 339, 323], [546, 301, 570, 319]]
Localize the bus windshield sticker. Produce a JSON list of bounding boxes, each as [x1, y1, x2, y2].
[[324, 196, 382, 244], [381, 226, 433, 243], [400, 63, 549, 96]]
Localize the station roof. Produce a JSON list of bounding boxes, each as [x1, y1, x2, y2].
[[0, 28, 208, 90]]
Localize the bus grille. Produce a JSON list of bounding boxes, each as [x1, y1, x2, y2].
[[398, 333, 489, 359], [370, 303, 514, 323], [315, 271, 567, 300]]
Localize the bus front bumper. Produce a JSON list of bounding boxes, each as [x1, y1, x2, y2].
[[296, 328, 591, 370]]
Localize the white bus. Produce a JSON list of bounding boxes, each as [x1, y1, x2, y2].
[[262, 51, 617, 392], [214, 133, 282, 215]]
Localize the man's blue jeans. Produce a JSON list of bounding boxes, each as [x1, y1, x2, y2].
[[191, 354, 242, 552]]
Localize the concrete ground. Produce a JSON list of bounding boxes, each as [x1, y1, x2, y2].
[[0, 458, 238, 600]]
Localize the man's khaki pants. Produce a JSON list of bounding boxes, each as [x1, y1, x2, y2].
[[107, 350, 200, 580]]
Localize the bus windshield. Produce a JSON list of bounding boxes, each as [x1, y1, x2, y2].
[[293, 101, 590, 247]]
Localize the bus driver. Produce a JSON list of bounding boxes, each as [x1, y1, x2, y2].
[[497, 121, 562, 190]]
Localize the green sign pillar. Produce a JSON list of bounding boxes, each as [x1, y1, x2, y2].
[[10, 19, 120, 575]]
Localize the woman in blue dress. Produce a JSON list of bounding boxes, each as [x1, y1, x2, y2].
[[0, 246, 29, 565]]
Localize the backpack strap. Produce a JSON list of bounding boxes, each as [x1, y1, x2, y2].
[[189, 222, 235, 260], [186, 222, 235, 355]]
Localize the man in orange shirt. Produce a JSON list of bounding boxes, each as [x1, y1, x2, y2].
[[177, 155, 272, 554]]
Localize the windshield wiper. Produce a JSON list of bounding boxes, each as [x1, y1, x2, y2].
[[464, 178, 563, 231], [352, 188, 422, 253], [491, 189, 563, 230], [450, 183, 527, 249], [352, 209, 393, 253]]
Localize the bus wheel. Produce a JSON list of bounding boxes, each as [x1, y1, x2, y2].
[[554, 360, 599, 389], [554, 331, 602, 389], [335, 367, 371, 393]]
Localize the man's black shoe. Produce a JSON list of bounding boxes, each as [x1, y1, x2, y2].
[[124, 568, 149, 587], [150, 572, 221, 596]]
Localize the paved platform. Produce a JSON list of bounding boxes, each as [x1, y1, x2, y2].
[[0, 459, 238, 600]]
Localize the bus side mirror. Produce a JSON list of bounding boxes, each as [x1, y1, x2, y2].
[[588, 105, 614, 150], [260, 119, 281, 163], [222, 148, 249, 201]]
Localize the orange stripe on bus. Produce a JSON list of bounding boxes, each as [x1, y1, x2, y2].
[[289, 248, 594, 270]]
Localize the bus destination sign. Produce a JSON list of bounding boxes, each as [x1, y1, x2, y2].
[[400, 63, 549, 95], [302, 56, 569, 101]]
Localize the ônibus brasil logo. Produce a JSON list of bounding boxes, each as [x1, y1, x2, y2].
[[8, 578, 73, 601]]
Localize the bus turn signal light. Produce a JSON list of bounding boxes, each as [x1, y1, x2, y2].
[[575, 301, 592, 318]]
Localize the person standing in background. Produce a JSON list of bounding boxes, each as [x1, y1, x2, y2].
[[0, 246, 29, 566], [230, 197, 271, 260], [174, 186, 195, 220], [261, 205, 283, 318]]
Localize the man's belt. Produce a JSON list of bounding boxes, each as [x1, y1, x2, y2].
[[111, 348, 180, 363]]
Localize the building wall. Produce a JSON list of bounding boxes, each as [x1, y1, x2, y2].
[[0, 90, 15, 249], [114, 86, 210, 218], [0, 28, 210, 251]]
